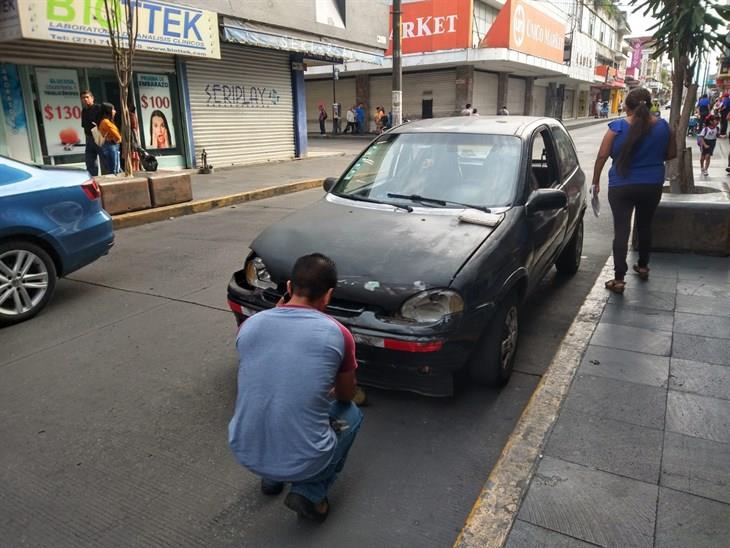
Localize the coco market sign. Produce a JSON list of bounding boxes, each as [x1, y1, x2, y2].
[[0, 0, 220, 58]]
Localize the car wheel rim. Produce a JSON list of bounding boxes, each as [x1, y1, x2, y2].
[[500, 306, 519, 371], [0, 250, 49, 316]]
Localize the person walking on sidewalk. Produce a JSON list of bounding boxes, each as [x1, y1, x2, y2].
[[355, 103, 366, 134], [318, 104, 328, 135], [228, 253, 363, 523], [698, 115, 719, 176], [719, 92, 730, 137], [461, 103, 472, 116], [697, 93, 711, 131], [80, 90, 102, 176], [344, 105, 356, 134], [591, 88, 676, 294]]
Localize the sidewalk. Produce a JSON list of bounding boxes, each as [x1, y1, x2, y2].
[[456, 142, 729, 548]]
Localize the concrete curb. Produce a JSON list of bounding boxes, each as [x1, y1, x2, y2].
[[112, 178, 324, 230], [453, 260, 614, 548]]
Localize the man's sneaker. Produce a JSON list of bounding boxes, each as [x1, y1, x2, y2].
[[260, 479, 284, 496], [725, 167, 730, 173], [284, 492, 329, 523]]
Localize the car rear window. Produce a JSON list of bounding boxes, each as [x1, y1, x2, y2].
[[0, 164, 32, 185]]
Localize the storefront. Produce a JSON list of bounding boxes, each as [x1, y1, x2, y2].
[[0, 0, 220, 169]]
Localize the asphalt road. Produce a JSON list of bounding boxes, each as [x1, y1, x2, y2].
[[0, 123, 613, 547]]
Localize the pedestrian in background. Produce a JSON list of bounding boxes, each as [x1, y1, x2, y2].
[[318, 104, 328, 135], [461, 103, 472, 116], [374, 106, 386, 134], [344, 105, 356, 134], [80, 90, 102, 176], [99, 102, 121, 175], [472, 108, 479, 117], [591, 87, 676, 294], [719, 92, 730, 137], [228, 253, 363, 524], [698, 115, 719, 176], [498, 105, 509, 115], [356, 103, 366, 134], [697, 93, 711, 131]]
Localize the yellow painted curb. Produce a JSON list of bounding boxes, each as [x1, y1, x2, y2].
[[453, 262, 614, 548], [112, 178, 324, 229]]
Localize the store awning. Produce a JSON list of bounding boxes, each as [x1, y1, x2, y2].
[[222, 22, 383, 66]]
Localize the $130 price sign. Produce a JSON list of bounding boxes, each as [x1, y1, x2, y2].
[[44, 105, 82, 121]]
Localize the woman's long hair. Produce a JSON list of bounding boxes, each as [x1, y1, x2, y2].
[[101, 102, 115, 120], [615, 88, 653, 177]]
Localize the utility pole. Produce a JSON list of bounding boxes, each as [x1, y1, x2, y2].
[[392, 0, 402, 126], [332, 65, 339, 135]]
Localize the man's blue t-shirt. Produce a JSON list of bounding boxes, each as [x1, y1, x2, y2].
[[608, 118, 670, 187], [698, 97, 711, 109], [356, 106, 365, 123], [228, 305, 357, 482], [722, 97, 730, 110]]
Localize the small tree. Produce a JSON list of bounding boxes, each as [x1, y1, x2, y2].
[[102, 0, 139, 177], [633, 0, 730, 193]]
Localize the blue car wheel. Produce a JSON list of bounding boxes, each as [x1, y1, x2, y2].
[[0, 241, 57, 326]]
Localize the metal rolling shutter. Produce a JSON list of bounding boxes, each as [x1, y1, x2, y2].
[[507, 77, 526, 115], [403, 71, 455, 119], [474, 71, 498, 115], [0, 40, 174, 72], [369, 75, 391, 131], [185, 44, 294, 167], [305, 77, 356, 133], [533, 86, 547, 116]]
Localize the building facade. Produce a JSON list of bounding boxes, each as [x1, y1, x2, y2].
[[0, 0, 388, 168]]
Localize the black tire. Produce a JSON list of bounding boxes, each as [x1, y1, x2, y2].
[[468, 291, 520, 387], [0, 241, 57, 326], [555, 218, 583, 275]]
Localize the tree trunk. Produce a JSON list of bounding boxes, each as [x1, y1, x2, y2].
[[677, 83, 697, 193]]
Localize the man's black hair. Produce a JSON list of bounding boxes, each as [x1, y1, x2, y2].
[[291, 253, 338, 301]]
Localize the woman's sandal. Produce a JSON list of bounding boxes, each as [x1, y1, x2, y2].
[[633, 264, 650, 280], [605, 279, 626, 294]]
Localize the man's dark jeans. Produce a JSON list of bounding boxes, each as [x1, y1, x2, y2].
[[721, 108, 729, 136], [84, 139, 99, 176], [608, 184, 663, 280]]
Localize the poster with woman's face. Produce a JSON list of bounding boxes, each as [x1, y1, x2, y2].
[[137, 73, 176, 149]]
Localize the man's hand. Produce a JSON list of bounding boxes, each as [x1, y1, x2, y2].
[[592, 182, 600, 196]]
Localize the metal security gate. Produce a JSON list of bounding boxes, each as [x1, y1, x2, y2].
[[185, 44, 294, 167], [473, 71, 498, 115], [507, 77, 526, 115], [563, 89, 576, 119], [403, 71, 456, 119], [305, 77, 356, 134]]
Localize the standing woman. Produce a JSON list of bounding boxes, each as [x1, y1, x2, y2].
[[592, 88, 677, 294], [99, 102, 122, 175]]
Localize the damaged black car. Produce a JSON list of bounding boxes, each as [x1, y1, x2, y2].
[[228, 116, 586, 396]]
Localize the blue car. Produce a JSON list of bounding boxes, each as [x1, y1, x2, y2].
[[0, 156, 114, 325]]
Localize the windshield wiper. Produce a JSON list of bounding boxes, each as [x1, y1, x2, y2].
[[386, 193, 491, 213], [336, 192, 413, 212]]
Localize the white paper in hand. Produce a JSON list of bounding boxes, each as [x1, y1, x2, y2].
[[590, 185, 600, 217]]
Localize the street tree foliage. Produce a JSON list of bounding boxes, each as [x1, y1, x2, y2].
[[633, 0, 730, 192], [102, 0, 139, 177]]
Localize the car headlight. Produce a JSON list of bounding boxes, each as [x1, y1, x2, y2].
[[245, 256, 277, 290], [399, 290, 464, 323]]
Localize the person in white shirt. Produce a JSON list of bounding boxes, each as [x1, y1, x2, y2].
[[498, 106, 510, 115], [344, 106, 356, 134], [698, 115, 719, 176], [460, 103, 472, 116]]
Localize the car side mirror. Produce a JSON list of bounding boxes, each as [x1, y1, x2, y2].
[[526, 189, 567, 215], [323, 177, 338, 193]]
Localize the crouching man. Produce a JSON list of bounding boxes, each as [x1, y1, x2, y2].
[[228, 253, 363, 523]]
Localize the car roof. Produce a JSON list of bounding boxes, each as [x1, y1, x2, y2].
[[390, 116, 561, 137]]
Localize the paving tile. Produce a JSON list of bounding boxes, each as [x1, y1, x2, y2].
[[655, 487, 730, 548], [564, 374, 666, 429], [505, 519, 597, 548], [518, 456, 657, 548], [626, 275, 678, 294], [673, 312, 730, 340], [591, 323, 672, 356], [600, 303, 674, 332], [676, 293, 730, 318], [670, 358, 730, 400], [545, 408, 663, 483], [678, 268, 729, 284], [672, 333, 730, 366], [666, 391, 730, 444], [677, 280, 730, 299], [661, 431, 730, 504], [607, 290, 676, 311], [580, 345, 669, 387]]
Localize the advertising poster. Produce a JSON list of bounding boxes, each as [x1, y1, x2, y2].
[[0, 63, 31, 162], [137, 73, 176, 150], [35, 67, 82, 156]]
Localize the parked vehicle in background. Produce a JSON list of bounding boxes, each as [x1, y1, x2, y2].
[[0, 156, 114, 326], [227, 117, 586, 396]]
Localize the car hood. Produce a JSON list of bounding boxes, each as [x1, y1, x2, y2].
[[252, 197, 497, 311]]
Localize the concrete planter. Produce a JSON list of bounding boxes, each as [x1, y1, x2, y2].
[[649, 181, 730, 256], [98, 172, 192, 216]]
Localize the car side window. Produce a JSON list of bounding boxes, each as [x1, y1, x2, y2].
[[552, 127, 579, 179], [529, 129, 559, 191]]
